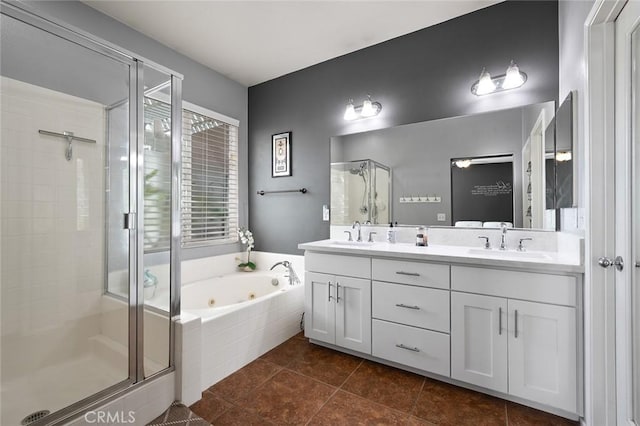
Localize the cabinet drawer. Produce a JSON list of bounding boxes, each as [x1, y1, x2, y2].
[[372, 281, 449, 332], [451, 266, 577, 306], [372, 258, 449, 289], [372, 319, 450, 377], [305, 252, 371, 278]]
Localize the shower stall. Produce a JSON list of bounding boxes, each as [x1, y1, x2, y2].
[[0, 3, 182, 425], [330, 159, 391, 225]]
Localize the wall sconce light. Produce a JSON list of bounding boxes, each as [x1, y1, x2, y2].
[[471, 60, 527, 96], [343, 95, 382, 120]]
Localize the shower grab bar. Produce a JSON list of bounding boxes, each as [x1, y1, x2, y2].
[[257, 188, 307, 196], [38, 130, 96, 161]]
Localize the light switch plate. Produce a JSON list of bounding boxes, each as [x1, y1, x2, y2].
[[322, 205, 330, 221], [437, 213, 446, 221]]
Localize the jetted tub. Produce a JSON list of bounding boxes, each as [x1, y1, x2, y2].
[[180, 270, 305, 390]]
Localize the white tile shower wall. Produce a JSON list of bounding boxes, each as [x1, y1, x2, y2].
[[64, 372, 175, 426], [0, 77, 107, 380]]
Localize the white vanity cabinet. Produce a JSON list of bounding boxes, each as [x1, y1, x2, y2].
[[451, 266, 579, 413], [304, 253, 372, 354]]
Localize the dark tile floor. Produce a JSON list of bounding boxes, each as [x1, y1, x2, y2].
[[190, 332, 579, 425]]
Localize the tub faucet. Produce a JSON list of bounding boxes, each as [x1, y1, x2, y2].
[[352, 221, 362, 242], [270, 260, 301, 286], [499, 222, 508, 250]]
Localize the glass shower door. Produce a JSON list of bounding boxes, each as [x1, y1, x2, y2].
[[0, 8, 135, 425]]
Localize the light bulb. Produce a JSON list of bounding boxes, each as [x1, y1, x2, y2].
[[343, 100, 357, 121], [454, 159, 472, 168], [475, 68, 496, 95], [360, 95, 376, 117], [502, 60, 525, 89], [555, 151, 572, 162]]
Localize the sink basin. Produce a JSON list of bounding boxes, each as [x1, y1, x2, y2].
[[330, 240, 375, 247], [466, 248, 552, 260]]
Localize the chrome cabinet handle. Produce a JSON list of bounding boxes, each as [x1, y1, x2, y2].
[[395, 303, 420, 310], [396, 271, 420, 277], [395, 343, 420, 352], [336, 282, 341, 303], [498, 307, 502, 335], [514, 309, 519, 338], [328, 282, 333, 302]]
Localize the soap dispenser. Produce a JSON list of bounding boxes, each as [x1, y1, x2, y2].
[[386, 222, 396, 244]]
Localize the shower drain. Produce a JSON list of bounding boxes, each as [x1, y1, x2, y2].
[[21, 410, 50, 425]]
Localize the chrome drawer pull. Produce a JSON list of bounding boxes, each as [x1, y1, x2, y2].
[[395, 343, 420, 352], [396, 271, 420, 277], [336, 282, 341, 303], [514, 309, 519, 339], [395, 303, 420, 310], [498, 307, 502, 335], [328, 282, 333, 302]]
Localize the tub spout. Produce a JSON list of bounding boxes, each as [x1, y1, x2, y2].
[[270, 261, 301, 286]]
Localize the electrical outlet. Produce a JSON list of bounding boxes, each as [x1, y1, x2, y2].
[[322, 204, 330, 221], [437, 213, 446, 222]]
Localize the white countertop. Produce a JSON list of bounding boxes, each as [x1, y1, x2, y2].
[[298, 240, 584, 274]]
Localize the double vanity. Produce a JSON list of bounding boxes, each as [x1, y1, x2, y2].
[[299, 228, 583, 419]]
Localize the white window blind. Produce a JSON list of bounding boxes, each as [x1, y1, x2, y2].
[[181, 109, 239, 247], [143, 98, 239, 251]]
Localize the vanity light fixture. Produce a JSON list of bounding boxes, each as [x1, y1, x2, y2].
[[471, 60, 527, 96], [343, 95, 382, 120]]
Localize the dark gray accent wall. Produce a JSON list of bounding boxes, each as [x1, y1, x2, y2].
[[24, 0, 249, 259], [249, 0, 559, 254]]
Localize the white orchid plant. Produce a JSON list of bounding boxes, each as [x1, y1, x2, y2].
[[237, 227, 256, 270]]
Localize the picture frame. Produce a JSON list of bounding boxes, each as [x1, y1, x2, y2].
[[272, 131, 292, 177]]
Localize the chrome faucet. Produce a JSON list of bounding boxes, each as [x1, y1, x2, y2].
[[270, 260, 301, 286], [499, 222, 508, 250], [352, 221, 362, 242]]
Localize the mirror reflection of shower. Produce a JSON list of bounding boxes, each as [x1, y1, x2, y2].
[[331, 159, 391, 225]]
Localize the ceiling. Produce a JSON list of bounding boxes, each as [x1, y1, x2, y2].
[[85, 1, 503, 87]]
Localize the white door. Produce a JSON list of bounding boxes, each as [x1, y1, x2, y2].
[[335, 276, 371, 353], [508, 300, 577, 413], [305, 272, 335, 344], [615, 2, 640, 423], [451, 292, 507, 393]]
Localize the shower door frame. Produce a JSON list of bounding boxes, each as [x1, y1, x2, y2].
[[0, 1, 183, 424]]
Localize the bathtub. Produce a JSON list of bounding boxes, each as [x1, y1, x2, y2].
[[182, 271, 292, 317], [177, 264, 305, 399]]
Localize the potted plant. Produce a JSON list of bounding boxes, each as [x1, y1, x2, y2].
[[237, 227, 256, 271]]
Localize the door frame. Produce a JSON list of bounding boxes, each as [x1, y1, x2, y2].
[[585, 0, 629, 425], [614, 2, 640, 424]]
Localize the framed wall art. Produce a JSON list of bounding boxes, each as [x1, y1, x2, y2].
[[272, 131, 292, 177]]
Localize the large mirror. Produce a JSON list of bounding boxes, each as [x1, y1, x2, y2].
[[330, 101, 558, 230]]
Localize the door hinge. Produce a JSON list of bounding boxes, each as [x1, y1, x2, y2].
[[123, 212, 136, 230]]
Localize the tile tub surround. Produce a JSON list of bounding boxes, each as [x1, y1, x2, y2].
[[190, 333, 578, 425], [175, 251, 305, 406]]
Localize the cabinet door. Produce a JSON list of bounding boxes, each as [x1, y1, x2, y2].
[[508, 300, 577, 413], [304, 272, 336, 344], [335, 276, 371, 354], [451, 292, 508, 393]]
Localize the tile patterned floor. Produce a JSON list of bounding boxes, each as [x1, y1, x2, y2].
[[190, 333, 579, 425]]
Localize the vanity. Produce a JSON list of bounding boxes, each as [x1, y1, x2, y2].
[[299, 228, 583, 419]]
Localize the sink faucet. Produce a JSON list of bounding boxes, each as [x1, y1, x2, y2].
[[352, 221, 362, 242], [270, 260, 301, 286], [499, 222, 508, 250]]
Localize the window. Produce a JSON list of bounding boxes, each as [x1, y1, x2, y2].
[[143, 98, 239, 251], [181, 106, 239, 247]]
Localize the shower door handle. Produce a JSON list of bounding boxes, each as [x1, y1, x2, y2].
[[123, 212, 136, 230]]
